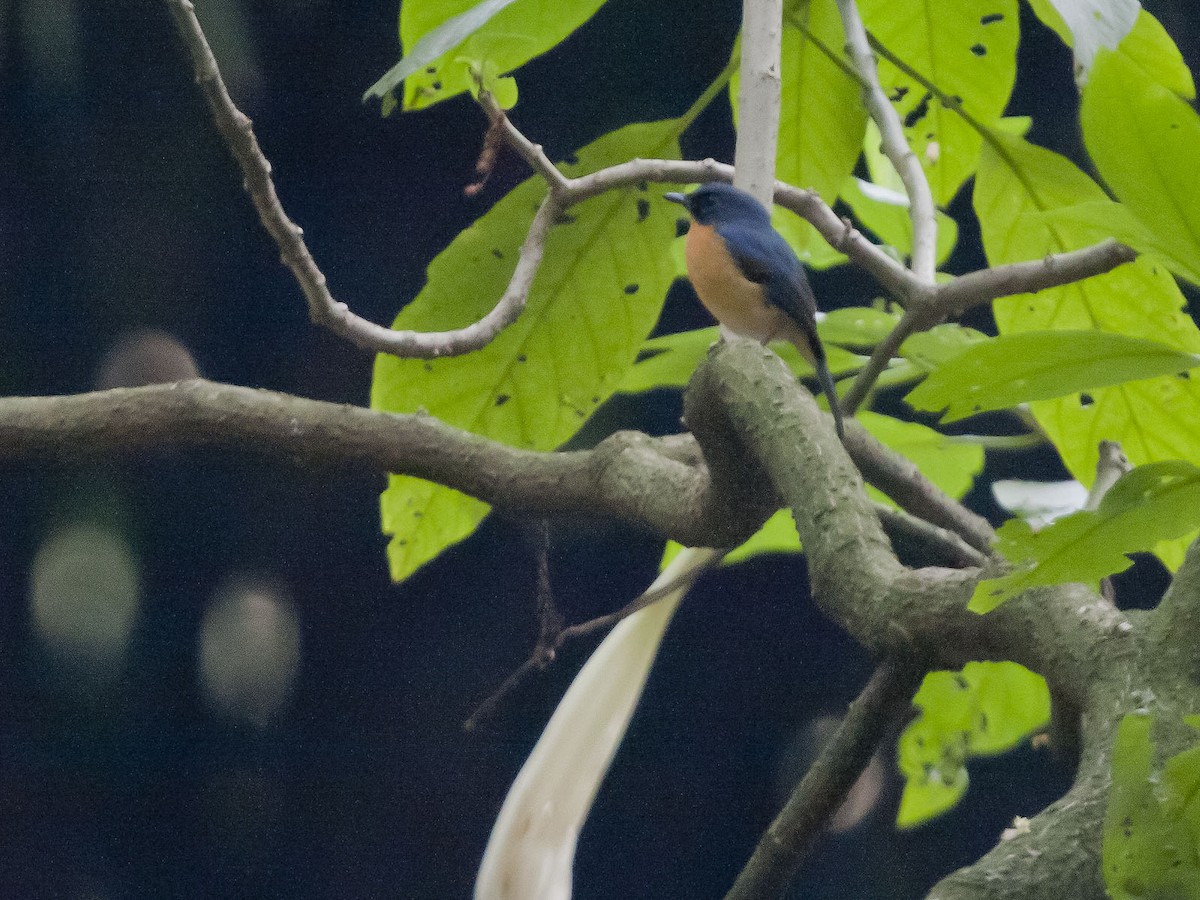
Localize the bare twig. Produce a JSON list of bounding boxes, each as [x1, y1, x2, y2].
[[166, 0, 562, 359], [464, 547, 722, 731], [874, 503, 987, 569], [723, 658, 925, 900], [835, 0, 937, 282]]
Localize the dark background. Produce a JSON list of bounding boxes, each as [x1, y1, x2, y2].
[[0, 1, 1196, 898]]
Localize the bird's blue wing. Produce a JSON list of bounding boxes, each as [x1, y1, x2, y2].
[[714, 222, 818, 326]]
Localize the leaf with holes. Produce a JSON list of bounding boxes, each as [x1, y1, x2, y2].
[[859, 0, 1019, 205], [897, 662, 1049, 827], [1104, 715, 1200, 900], [906, 331, 1200, 422], [372, 119, 681, 581], [368, 0, 608, 112], [971, 462, 1200, 612]]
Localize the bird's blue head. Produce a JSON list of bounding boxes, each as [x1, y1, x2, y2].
[[664, 183, 771, 227]]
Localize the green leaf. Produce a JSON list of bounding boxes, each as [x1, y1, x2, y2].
[[1115, 9, 1196, 99], [975, 128, 1200, 571], [859, 411, 984, 501], [972, 461, 1200, 612], [901, 323, 989, 372], [859, 0, 1019, 204], [818, 306, 903, 348], [371, 120, 682, 581], [731, 0, 867, 255], [1083, 48, 1200, 289], [840, 176, 959, 265], [364, 0, 518, 107], [1104, 715, 1200, 900], [617, 327, 863, 395], [906, 331, 1200, 422], [1035, 200, 1200, 287], [371, 0, 607, 111], [897, 662, 1049, 827]]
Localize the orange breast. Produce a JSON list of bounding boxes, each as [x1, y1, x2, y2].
[[685, 223, 780, 344]]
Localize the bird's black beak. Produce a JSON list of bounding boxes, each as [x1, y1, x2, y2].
[[663, 191, 689, 210]]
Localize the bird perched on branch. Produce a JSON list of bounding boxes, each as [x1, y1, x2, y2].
[[665, 183, 844, 438]]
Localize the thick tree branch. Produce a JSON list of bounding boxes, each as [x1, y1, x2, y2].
[[724, 658, 924, 900], [0, 380, 766, 550]]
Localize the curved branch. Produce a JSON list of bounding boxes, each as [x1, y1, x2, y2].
[[0, 380, 768, 550]]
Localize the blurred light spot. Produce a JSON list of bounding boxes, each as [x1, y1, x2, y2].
[[30, 523, 141, 673], [992, 479, 1088, 530], [199, 576, 300, 728], [774, 715, 886, 834], [20, 0, 82, 91], [94, 329, 199, 389]]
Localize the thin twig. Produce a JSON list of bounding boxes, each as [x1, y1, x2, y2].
[[464, 548, 722, 731], [723, 658, 925, 900], [835, 0, 937, 283], [166, 0, 561, 359], [874, 502, 987, 569]]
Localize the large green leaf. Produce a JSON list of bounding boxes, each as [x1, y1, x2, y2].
[[906, 331, 1200, 422], [974, 129, 1200, 571], [375, 0, 608, 111], [371, 120, 682, 581], [1083, 48, 1200, 288], [859, 0, 1019, 205], [1104, 715, 1200, 900], [731, 0, 867, 255], [897, 661, 1049, 828], [971, 462, 1200, 613]]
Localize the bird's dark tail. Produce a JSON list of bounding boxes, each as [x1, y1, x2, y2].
[[813, 349, 845, 440], [791, 319, 845, 439]]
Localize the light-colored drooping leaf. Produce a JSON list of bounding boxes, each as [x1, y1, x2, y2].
[[372, 120, 682, 581], [1025, 0, 1140, 83], [975, 127, 1200, 570], [731, 0, 867, 256], [906, 331, 1200, 422], [972, 461, 1200, 612], [476, 547, 719, 900], [897, 662, 1049, 827], [859, 0, 1019, 205], [1083, 48, 1200, 288], [1104, 714, 1200, 900], [617, 327, 863, 395], [992, 479, 1088, 529], [372, 0, 608, 111]]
